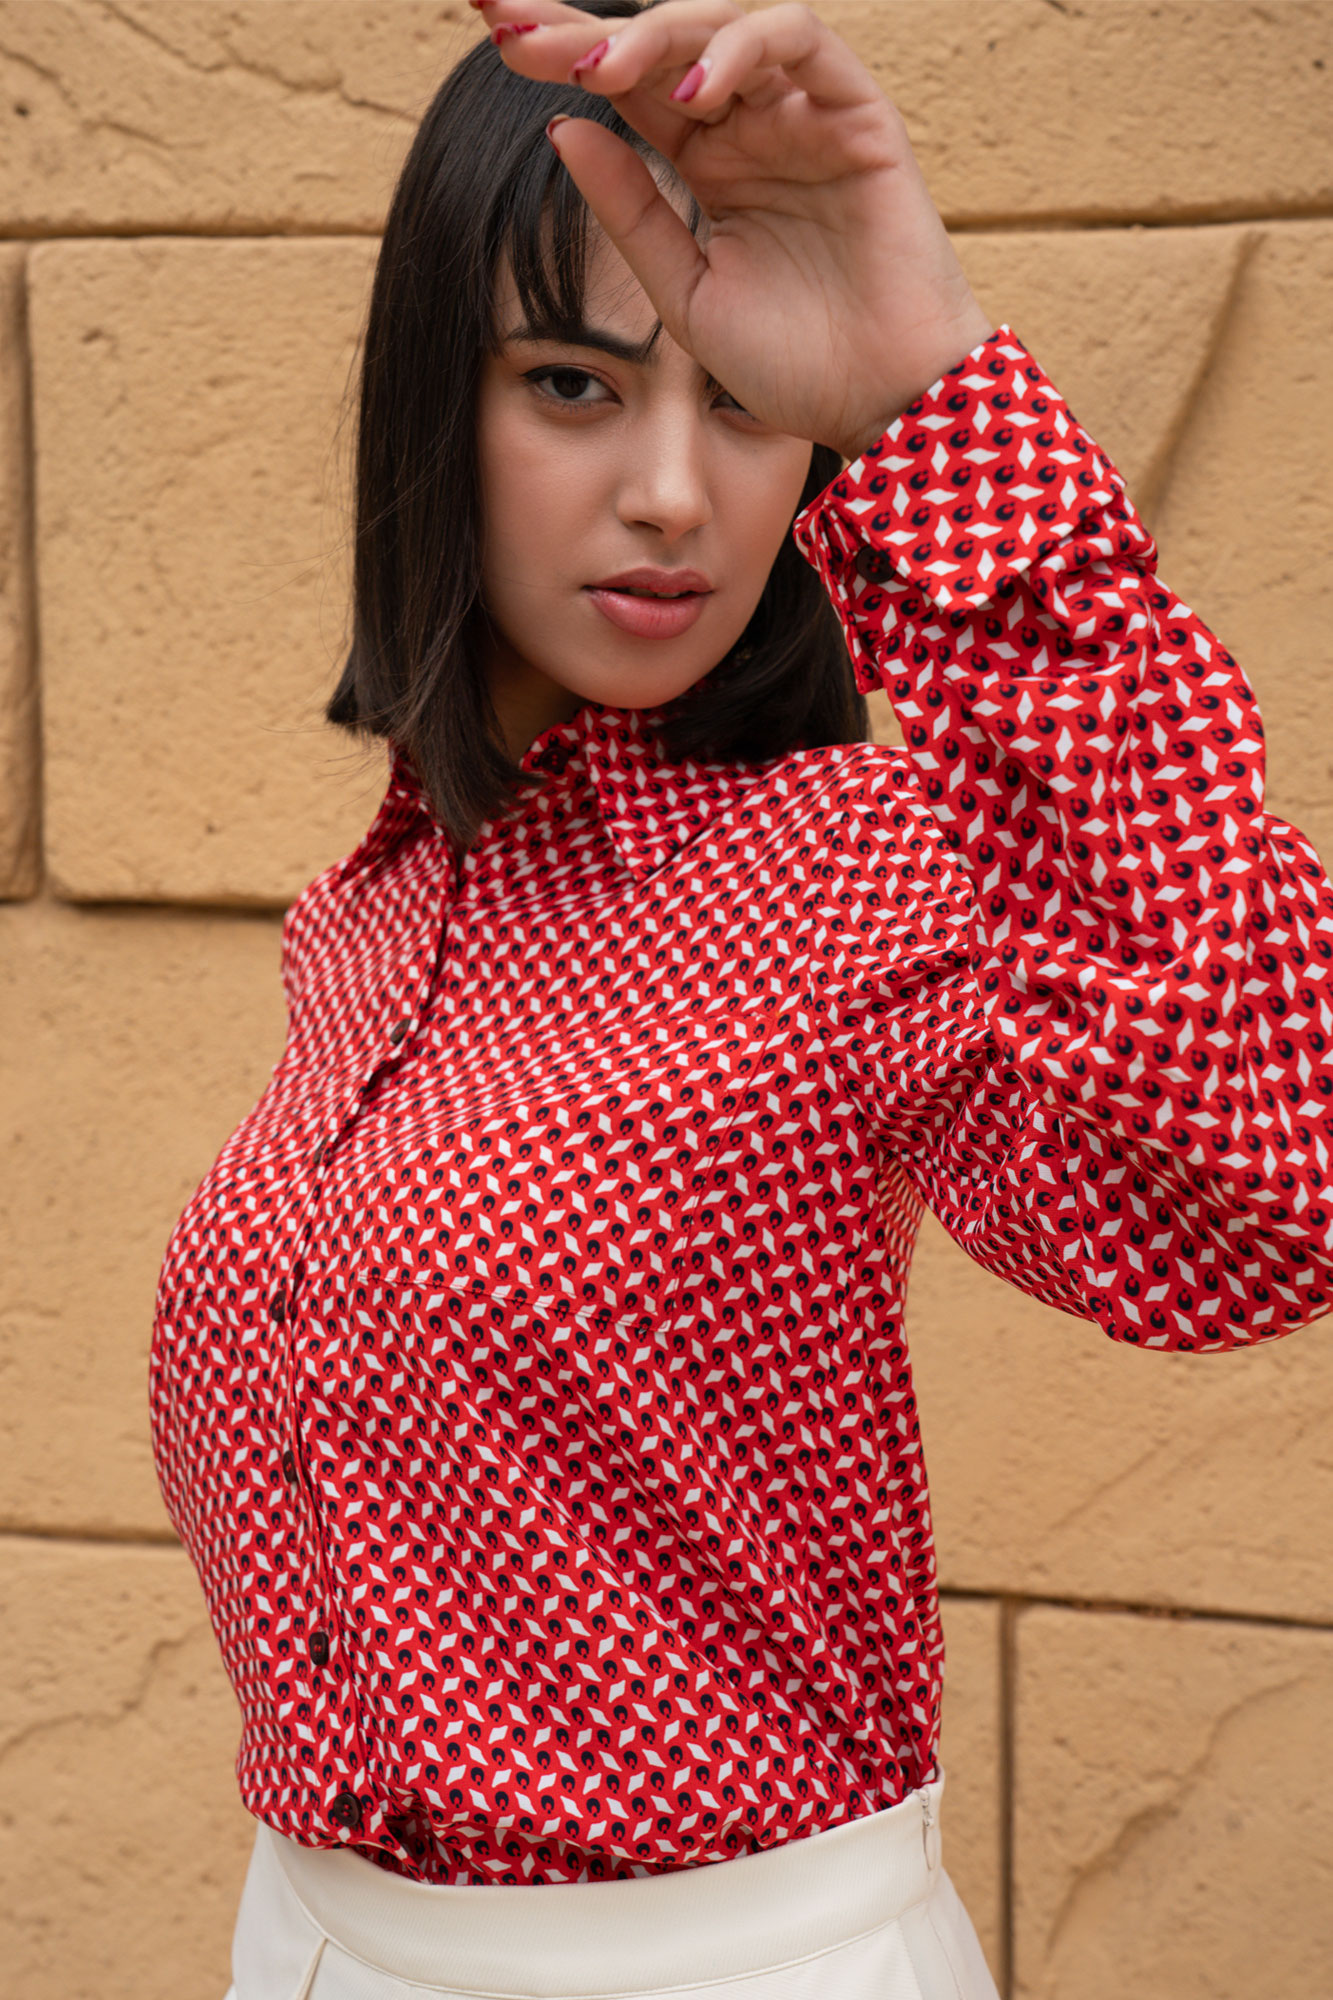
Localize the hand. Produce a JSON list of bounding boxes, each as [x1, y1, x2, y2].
[[483, 0, 995, 460]]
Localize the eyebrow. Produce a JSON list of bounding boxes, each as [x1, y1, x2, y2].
[[503, 320, 724, 395], [503, 320, 665, 364]]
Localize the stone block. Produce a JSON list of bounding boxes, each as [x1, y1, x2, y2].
[[872, 0, 1333, 228], [0, 898, 285, 1536], [937, 1595, 1005, 1987], [1012, 1605, 1333, 2000], [0, 3, 1329, 233], [1148, 219, 1333, 867], [0, 0, 474, 234], [0, 243, 38, 896], [906, 1210, 1333, 1625], [0, 1535, 254, 2000], [31, 236, 388, 905], [952, 225, 1253, 523]]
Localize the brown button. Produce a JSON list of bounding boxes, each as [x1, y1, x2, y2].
[[309, 1628, 330, 1667], [855, 547, 897, 584], [388, 1020, 409, 1046], [329, 1789, 363, 1830], [281, 1449, 298, 1484], [311, 1139, 326, 1169], [269, 1286, 286, 1323]]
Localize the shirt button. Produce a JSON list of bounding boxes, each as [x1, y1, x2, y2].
[[855, 547, 896, 583], [537, 742, 571, 773], [281, 1449, 298, 1485], [309, 1628, 331, 1667], [270, 1286, 286, 1324], [329, 1789, 363, 1831], [388, 1019, 409, 1046], [311, 1139, 326, 1168]]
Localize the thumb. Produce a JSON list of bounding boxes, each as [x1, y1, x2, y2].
[[546, 117, 706, 350]]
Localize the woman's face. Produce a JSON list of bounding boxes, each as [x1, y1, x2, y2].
[[475, 216, 815, 753]]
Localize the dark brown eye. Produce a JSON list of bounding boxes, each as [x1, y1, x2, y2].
[[527, 366, 610, 406]]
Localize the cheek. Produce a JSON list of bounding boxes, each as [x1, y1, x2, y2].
[[720, 449, 813, 584], [478, 402, 581, 596]]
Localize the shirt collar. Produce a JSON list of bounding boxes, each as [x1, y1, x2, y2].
[[338, 695, 724, 890]]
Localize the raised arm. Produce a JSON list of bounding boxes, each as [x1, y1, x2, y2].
[[792, 326, 1333, 1347]]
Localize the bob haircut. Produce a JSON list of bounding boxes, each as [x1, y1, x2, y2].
[[327, 0, 867, 853]]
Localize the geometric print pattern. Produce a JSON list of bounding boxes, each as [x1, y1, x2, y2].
[[150, 324, 1333, 1888]]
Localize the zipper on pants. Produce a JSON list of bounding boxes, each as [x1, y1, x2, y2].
[[919, 1785, 942, 1872]]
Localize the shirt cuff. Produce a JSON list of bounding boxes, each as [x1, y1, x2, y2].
[[792, 324, 1136, 618]]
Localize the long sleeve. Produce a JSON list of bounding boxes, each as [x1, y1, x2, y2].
[[793, 324, 1333, 1351]]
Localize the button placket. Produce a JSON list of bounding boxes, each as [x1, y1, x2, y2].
[[289, 858, 452, 1854]]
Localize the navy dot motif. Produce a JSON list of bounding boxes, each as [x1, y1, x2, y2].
[[151, 325, 1333, 1887]]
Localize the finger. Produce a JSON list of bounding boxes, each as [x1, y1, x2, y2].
[[473, 0, 610, 25], [484, 2, 729, 158], [646, 3, 874, 115], [547, 117, 708, 346], [492, 0, 866, 114], [486, 0, 741, 92]]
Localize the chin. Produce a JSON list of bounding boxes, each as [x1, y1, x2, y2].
[[557, 660, 716, 712]]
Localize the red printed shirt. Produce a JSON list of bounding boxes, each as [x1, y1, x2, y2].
[[150, 326, 1333, 1886]]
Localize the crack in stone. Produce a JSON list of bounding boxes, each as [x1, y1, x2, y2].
[[93, 0, 422, 123], [1038, 1670, 1321, 1969], [1040, 1437, 1167, 1540], [0, 1625, 201, 1765]]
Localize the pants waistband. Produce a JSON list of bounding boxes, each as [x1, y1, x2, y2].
[[264, 1777, 946, 1997]]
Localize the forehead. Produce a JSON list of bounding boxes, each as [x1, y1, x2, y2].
[[493, 169, 699, 343], [493, 226, 658, 338]]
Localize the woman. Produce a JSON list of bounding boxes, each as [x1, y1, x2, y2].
[[148, 1, 1333, 1995]]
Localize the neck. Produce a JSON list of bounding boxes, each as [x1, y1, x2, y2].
[[487, 637, 587, 763]]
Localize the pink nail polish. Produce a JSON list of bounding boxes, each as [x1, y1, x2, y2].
[[570, 35, 610, 75], [670, 57, 709, 103], [491, 20, 541, 39]]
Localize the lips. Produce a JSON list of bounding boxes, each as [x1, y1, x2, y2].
[[583, 566, 713, 640], [588, 566, 713, 597]]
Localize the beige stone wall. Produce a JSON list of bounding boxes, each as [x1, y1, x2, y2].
[[1, 4, 1330, 1995]]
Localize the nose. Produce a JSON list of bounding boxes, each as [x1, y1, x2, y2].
[[614, 399, 713, 542]]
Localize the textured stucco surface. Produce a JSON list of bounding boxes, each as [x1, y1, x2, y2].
[[3, 3, 1331, 1996], [0, 898, 286, 1536], [1012, 1607, 1333, 1998]]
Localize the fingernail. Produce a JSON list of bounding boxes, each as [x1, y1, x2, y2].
[[570, 34, 612, 76], [491, 20, 541, 40], [670, 56, 710, 103], [546, 115, 570, 151]]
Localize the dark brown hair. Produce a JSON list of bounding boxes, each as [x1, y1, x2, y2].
[[327, 0, 867, 851]]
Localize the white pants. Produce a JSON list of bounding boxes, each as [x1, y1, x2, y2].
[[226, 1774, 999, 2000]]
